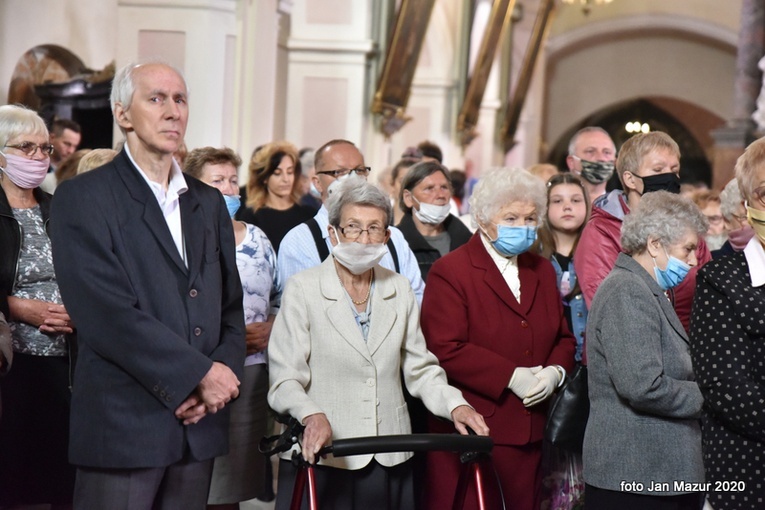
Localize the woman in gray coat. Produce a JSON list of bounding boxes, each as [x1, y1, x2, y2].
[[583, 191, 707, 510]]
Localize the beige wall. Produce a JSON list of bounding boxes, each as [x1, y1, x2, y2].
[[545, 30, 736, 154]]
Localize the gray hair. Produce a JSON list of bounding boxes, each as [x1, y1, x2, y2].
[[0, 104, 49, 149], [621, 191, 708, 255], [720, 178, 745, 221], [110, 60, 186, 132], [327, 174, 393, 227], [568, 126, 612, 155], [469, 167, 547, 229]]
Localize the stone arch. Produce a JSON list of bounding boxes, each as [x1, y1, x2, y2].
[[8, 44, 88, 109], [542, 13, 737, 185]]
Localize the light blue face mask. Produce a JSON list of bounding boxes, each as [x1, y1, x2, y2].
[[223, 194, 241, 218], [489, 224, 537, 257], [653, 248, 691, 290]]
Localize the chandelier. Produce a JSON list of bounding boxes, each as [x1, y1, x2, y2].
[[560, 0, 614, 15]]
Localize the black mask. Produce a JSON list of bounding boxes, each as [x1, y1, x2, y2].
[[634, 172, 681, 195]]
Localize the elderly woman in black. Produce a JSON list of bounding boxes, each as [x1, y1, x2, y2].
[[397, 161, 472, 281], [690, 137, 765, 509], [0, 104, 75, 508]]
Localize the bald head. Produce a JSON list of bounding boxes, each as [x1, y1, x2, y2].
[[313, 140, 365, 202]]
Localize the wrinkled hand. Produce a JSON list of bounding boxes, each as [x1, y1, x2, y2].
[[8, 297, 74, 334], [451, 405, 490, 436], [245, 321, 273, 355], [523, 366, 561, 407], [508, 366, 542, 399], [175, 392, 207, 425], [301, 413, 332, 464], [198, 362, 240, 413]]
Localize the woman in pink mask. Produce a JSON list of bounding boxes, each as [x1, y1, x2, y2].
[[0, 105, 75, 508], [711, 177, 754, 258]]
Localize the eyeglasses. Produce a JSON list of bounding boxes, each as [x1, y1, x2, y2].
[[4, 142, 55, 156], [317, 167, 371, 179], [705, 215, 723, 224], [752, 186, 765, 208], [337, 224, 387, 242]]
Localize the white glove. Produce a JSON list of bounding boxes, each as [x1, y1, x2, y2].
[[508, 366, 542, 399], [522, 366, 562, 407]]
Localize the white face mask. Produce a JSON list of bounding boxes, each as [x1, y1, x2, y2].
[[412, 196, 451, 225], [331, 231, 388, 275]]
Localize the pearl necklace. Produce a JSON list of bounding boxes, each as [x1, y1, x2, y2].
[[337, 265, 373, 306]]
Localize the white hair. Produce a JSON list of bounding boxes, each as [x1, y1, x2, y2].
[[0, 104, 49, 149], [327, 174, 393, 227], [719, 178, 745, 221], [469, 167, 547, 229]]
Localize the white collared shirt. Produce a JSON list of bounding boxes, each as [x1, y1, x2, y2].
[[479, 232, 521, 303], [125, 144, 189, 266], [744, 235, 765, 287]]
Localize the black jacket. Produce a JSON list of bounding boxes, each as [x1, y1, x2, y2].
[[396, 212, 472, 282], [0, 187, 52, 317]]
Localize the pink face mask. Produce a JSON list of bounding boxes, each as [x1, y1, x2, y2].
[[728, 224, 755, 251], [0, 152, 49, 189]]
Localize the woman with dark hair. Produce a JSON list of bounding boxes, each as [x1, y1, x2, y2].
[[537, 173, 591, 361], [396, 161, 472, 281], [236, 141, 314, 252]]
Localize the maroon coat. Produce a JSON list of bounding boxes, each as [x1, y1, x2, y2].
[[421, 233, 576, 445]]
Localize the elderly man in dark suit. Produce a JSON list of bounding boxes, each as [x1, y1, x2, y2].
[[50, 61, 245, 509]]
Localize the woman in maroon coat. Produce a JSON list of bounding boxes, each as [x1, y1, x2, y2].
[[421, 167, 576, 510]]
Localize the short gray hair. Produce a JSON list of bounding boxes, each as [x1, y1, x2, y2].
[[720, 178, 744, 220], [568, 126, 612, 155], [621, 191, 708, 255], [0, 104, 49, 149], [469, 167, 547, 229], [110, 60, 186, 130], [327, 174, 393, 227]]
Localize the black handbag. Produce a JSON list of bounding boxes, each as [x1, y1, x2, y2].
[[544, 364, 589, 453]]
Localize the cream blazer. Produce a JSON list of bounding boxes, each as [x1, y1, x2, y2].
[[268, 256, 468, 470]]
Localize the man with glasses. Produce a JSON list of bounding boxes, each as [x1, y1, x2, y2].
[[278, 139, 426, 304]]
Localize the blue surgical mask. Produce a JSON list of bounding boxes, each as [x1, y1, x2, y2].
[[487, 224, 537, 257], [223, 194, 241, 218], [652, 248, 690, 290]]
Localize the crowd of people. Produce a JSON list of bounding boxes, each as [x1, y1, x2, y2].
[[0, 59, 763, 510]]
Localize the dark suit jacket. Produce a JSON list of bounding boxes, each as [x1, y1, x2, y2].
[[50, 150, 245, 469], [421, 233, 576, 445]]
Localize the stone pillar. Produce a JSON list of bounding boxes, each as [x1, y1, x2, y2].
[[114, 0, 238, 150], [711, 0, 765, 189], [283, 0, 374, 150]]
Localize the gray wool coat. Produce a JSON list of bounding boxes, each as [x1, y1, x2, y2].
[[583, 253, 705, 495]]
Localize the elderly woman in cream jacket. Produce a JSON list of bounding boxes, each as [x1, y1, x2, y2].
[[268, 176, 488, 510]]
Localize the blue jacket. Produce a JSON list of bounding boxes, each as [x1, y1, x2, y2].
[[550, 255, 587, 362]]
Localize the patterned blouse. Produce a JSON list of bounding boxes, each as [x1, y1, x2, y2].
[[10, 206, 67, 356], [237, 223, 281, 366]]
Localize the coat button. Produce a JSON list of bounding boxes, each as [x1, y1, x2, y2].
[[520, 320, 529, 328], [194, 327, 202, 336], [189, 289, 198, 297], [525, 350, 532, 356], [366, 378, 375, 387], [524, 410, 531, 416]]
